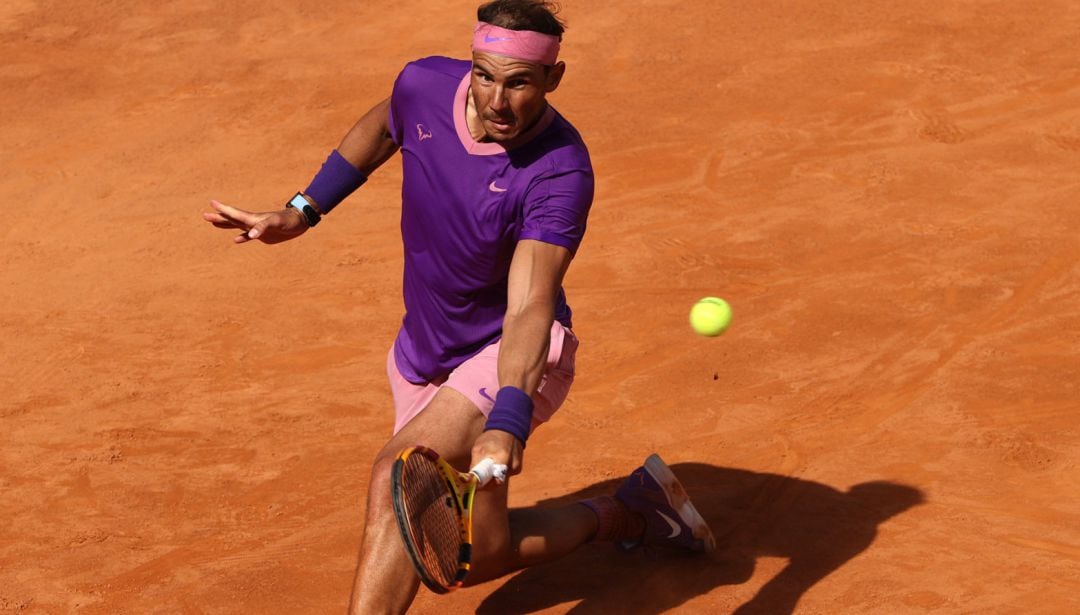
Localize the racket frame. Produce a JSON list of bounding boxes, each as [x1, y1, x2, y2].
[[390, 446, 479, 593]]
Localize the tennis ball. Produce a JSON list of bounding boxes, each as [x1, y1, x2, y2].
[[690, 297, 732, 337]]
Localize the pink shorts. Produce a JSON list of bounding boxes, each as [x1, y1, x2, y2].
[[387, 321, 579, 435]]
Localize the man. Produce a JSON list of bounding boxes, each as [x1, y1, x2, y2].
[[203, 1, 715, 612]]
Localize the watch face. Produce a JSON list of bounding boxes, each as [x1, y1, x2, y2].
[[287, 193, 319, 226]]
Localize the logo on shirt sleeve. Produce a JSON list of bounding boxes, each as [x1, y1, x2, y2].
[[416, 123, 433, 142]]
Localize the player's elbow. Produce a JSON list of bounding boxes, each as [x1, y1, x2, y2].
[[503, 296, 556, 330]]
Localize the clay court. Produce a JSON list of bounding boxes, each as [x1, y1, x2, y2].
[[3, 0, 1080, 612]]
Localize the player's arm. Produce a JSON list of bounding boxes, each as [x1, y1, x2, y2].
[[337, 97, 399, 175], [203, 97, 399, 244], [499, 239, 572, 393], [470, 239, 573, 476]]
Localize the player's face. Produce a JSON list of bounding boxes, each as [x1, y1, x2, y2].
[[470, 51, 564, 143]]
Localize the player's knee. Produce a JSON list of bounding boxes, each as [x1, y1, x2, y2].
[[461, 544, 514, 586], [363, 455, 397, 520], [460, 519, 515, 586]]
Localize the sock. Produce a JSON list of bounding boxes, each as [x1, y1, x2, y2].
[[579, 496, 646, 544]]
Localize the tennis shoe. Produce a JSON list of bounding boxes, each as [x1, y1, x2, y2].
[[615, 453, 717, 553]]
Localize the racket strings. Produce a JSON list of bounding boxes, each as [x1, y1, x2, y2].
[[401, 454, 463, 586]]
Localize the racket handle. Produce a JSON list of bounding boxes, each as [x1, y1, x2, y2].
[[470, 458, 509, 486]]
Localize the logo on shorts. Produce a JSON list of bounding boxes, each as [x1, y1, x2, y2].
[[478, 387, 496, 403], [416, 123, 433, 142]]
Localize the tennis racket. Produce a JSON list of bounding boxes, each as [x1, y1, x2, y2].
[[390, 446, 506, 593]]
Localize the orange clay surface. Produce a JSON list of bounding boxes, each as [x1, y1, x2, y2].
[[3, 1, 1080, 613]]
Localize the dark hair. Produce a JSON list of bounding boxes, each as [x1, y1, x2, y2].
[[477, 0, 566, 39]]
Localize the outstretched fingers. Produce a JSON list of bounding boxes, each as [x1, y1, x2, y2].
[[204, 200, 261, 242], [208, 200, 256, 225]]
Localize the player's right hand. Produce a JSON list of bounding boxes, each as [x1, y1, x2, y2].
[[202, 199, 308, 244], [469, 428, 523, 487]]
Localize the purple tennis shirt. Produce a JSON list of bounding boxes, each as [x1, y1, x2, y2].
[[387, 56, 594, 384]]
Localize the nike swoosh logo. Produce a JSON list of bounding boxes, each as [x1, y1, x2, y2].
[[656, 510, 682, 539], [484, 35, 512, 43], [488, 181, 508, 193], [478, 387, 495, 403]]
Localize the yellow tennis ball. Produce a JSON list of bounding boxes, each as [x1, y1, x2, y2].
[[690, 297, 732, 337]]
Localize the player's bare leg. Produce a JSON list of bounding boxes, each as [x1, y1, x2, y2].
[[464, 492, 599, 584], [348, 388, 487, 614], [348, 387, 602, 612]]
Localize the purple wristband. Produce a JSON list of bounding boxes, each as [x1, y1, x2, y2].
[[303, 150, 367, 214], [484, 386, 534, 446]]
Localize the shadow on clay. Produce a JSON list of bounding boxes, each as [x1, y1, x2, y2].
[[477, 463, 924, 615]]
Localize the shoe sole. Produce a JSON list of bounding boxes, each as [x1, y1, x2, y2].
[[644, 453, 718, 552]]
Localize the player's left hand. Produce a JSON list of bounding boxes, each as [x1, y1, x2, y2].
[[202, 199, 308, 244], [470, 429, 523, 486]]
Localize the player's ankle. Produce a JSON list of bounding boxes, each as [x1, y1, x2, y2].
[[579, 495, 642, 543]]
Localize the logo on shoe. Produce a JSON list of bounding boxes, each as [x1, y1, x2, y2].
[[656, 510, 682, 538]]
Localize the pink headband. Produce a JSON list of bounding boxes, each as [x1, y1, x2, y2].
[[472, 22, 560, 65]]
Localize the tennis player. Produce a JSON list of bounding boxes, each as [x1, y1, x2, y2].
[[203, 1, 714, 612]]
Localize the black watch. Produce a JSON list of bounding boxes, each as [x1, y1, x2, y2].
[[286, 192, 321, 227]]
